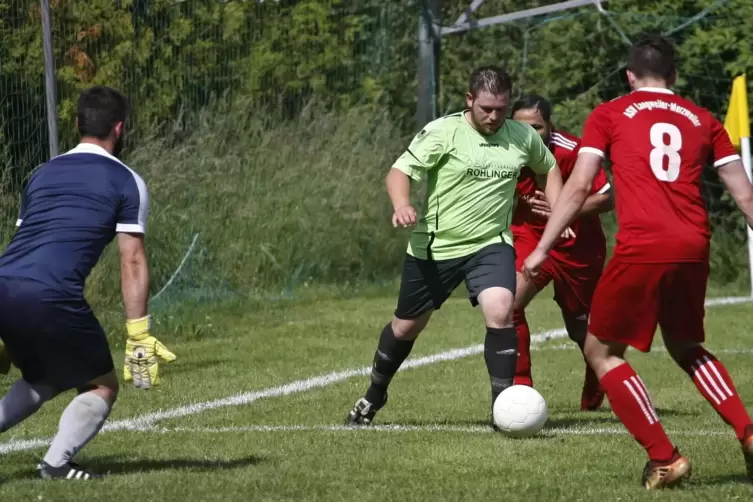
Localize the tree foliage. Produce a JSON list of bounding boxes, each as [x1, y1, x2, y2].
[[1, 0, 752, 288]]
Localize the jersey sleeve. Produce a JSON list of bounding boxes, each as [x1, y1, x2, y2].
[[116, 169, 150, 234], [526, 128, 557, 175], [709, 117, 742, 168], [579, 105, 612, 159], [392, 125, 448, 181]]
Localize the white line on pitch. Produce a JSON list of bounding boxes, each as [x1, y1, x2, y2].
[[144, 424, 730, 438], [534, 344, 753, 355], [0, 296, 749, 455]]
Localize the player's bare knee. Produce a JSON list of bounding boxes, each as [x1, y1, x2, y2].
[[584, 335, 628, 378], [478, 287, 514, 328], [80, 372, 119, 405], [391, 312, 430, 340]]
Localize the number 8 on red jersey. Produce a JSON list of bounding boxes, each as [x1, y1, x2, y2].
[[578, 87, 741, 263]]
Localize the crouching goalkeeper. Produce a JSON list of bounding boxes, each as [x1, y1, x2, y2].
[[0, 86, 175, 480]]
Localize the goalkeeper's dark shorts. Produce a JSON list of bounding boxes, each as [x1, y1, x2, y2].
[[0, 277, 114, 392], [394, 242, 516, 319]]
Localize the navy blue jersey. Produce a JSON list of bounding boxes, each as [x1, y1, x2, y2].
[[0, 143, 149, 298]]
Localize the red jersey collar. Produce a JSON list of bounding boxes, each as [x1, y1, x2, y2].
[[634, 87, 674, 95]]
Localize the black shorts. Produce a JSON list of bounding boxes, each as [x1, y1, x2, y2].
[[395, 242, 517, 319], [0, 277, 114, 392]]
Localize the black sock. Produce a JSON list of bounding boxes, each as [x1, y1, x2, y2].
[[364, 323, 415, 404], [484, 327, 518, 405]]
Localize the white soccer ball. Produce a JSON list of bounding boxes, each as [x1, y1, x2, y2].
[[492, 385, 548, 438]]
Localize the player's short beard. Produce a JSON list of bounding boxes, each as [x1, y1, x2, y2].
[[470, 109, 503, 136]]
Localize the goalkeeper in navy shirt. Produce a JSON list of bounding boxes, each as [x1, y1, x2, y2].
[[0, 86, 176, 480]]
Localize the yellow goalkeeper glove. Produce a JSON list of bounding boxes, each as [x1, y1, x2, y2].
[[124, 315, 177, 389], [0, 341, 11, 375]]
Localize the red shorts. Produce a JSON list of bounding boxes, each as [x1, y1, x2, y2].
[[588, 258, 709, 352], [514, 230, 604, 317]]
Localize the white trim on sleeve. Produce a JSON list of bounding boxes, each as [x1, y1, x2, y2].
[[116, 223, 146, 234], [578, 147, 605, 158], [714, 154, 741, 168], [122, 167, 149, 231], [596, 182, 611, 194], [15, 219, 22, 227]]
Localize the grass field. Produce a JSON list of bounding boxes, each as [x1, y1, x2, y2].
[[1, 285, 753, 500]]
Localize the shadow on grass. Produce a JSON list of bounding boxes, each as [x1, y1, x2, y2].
[[3, 455, 262, 482]]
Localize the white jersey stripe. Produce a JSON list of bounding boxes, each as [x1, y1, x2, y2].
[[551, 133, 578, 150], [551, 131, 578, 148], [552, 138, 576, 151]]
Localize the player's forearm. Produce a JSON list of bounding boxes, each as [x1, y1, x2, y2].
[[121, 255, 149, 320], [717, 160, 753, 230], [735, 194, 753, 231], [536, 183, 590, 253], [386, 168, 412, 210], [577, 192, 614, 218], [542, 167, 564, 209]]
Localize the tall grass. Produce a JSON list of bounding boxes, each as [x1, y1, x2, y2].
[[83, 98, 413, 313]]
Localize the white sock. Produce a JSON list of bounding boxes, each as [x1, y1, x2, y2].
[[0, 379, 55, 433], [43, 392, 111, 467]]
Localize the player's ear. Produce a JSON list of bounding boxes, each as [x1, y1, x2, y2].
[[113, 121, 124, 139], [466, 92, 474, 109], [625, 69, 637, 88]]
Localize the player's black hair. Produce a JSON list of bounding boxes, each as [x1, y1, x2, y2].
[[511, 94, 552, 122], [77, 86, 130, 139], [469, 65, 513, 98], [627, 34, 677, 82]]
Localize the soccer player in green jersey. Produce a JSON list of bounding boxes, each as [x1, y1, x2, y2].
[[346, 66, 564, 426]]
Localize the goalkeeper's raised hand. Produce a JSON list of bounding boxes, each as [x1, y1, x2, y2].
[[123, 315, 176, 389]]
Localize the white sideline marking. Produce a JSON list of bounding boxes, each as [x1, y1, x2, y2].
[[147, 424, 730, 438], [0, 296, 749, 455], [535, 344, 753, 355]]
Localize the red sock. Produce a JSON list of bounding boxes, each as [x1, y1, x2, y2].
[[600, 363, 675, 461], [513, 310, 532, 386], [680, 347, 753, 440]]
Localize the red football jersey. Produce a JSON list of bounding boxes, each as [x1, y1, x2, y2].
[[512, 129, 610, 252], [580, 87, 741, 263]]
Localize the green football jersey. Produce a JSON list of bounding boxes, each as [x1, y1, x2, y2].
[[393, 111, 557, 260]]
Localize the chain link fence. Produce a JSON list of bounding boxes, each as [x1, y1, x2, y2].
[[1, 0, 750, 307]]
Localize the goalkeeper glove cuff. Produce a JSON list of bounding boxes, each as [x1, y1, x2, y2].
[[126, 315, 152, 341]]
